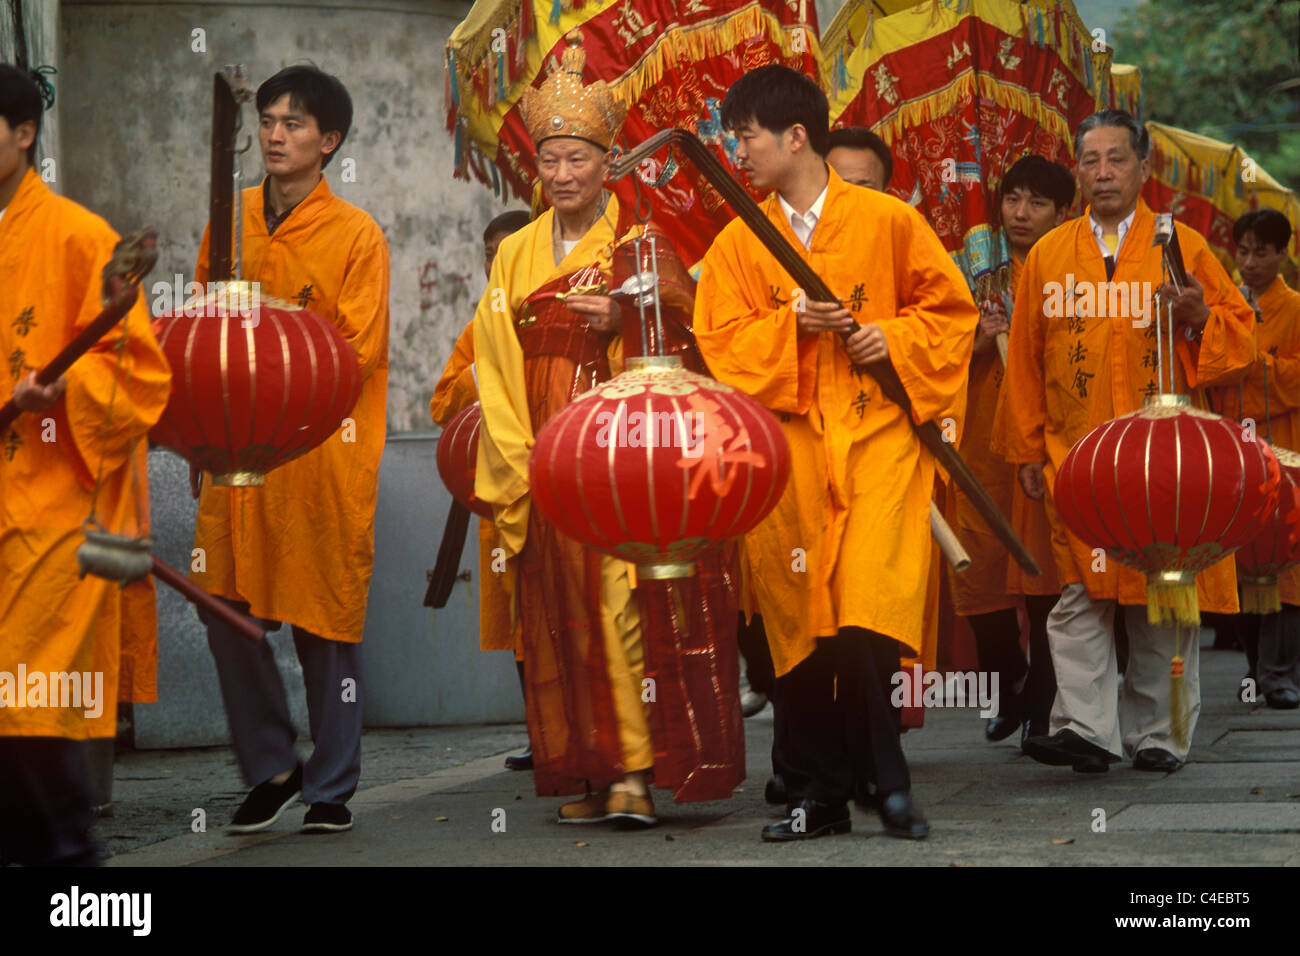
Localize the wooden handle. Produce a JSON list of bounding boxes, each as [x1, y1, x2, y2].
[[995, 331, 1009, 368], [608, 130, 1039, 576], [150, 557, 264, 641], [930, 501, 972, 573]]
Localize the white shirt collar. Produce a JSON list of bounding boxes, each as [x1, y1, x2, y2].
[[1090, 207, 1136, 259], [777, 183, 829, 249]]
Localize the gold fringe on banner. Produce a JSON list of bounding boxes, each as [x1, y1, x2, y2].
[[1147, 577, 1201, 628], [608, 3, 828, 109], [1240, 577, 1283, 615], [870, 70, 1076, 158]]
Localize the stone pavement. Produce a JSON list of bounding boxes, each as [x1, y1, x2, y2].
[[100, 636, 1300, 866]]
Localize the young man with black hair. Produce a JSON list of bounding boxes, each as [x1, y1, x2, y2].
[[950, 155, 1073, 748], [1218, 208, 1300, 709], [695, 64, 979, 841], [430, 207, 532, 770], [825, 126, 893, 191], [996, 110, 1254, 774], [190, 64, 390, 834], [0, 63, 170, 864]]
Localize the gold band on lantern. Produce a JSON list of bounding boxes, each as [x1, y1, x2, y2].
[[637, 561, 697, 580], [1143, 393, 1192, 410], [211, 470, 265, 487], [625, 355, 683, 373]]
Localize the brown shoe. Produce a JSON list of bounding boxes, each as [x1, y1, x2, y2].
[[605, 789, 657, 828], [557, 790, 608, 824]]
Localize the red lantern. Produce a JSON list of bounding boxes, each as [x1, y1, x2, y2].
[[150, 284, 362, 485], [1236, 446, 1300, 613], [1054, 396, 1279, 626], [436, 402, 493, 519], [529, 356, 790, 578]]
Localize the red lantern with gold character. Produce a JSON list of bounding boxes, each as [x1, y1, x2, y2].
[[529, 356, 790, 578], [1054, 396, 1280, 626], [1235, 446, 1300, 613], [151, 284, 362, 485]]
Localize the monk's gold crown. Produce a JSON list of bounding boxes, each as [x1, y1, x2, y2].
[[521, 40, 626, 150]]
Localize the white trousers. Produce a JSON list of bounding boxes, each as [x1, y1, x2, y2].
[[1047, 582, 1204, 760]]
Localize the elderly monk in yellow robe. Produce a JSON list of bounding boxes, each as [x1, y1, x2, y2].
[[0, 64, 170, 865], [474, 41, 743, 828], [1217, 208, 1300, 709], [995, 110, 1255, 775], [948, 156, 1073, 749], [695, 66, 978, 842], [430, 208, 531, 771], [189, 66, 389, 835]]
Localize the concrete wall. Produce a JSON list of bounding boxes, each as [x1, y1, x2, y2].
[[58, 0, 525, 433]]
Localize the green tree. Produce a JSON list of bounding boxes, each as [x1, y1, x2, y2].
[[1111, 0, 1300, 190]]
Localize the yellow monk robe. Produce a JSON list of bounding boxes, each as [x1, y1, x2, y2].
[[473, 196, 652, 772], [191, 177, 390, 642], [429, 319, 519, 655], [0, 169, 171, 739], [693, 168, 978, 677], [1217, 275, 1300, 603], [994, 200, 1255, 610]]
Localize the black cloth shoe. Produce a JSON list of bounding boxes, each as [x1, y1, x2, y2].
[[227, 764, 302, 834], [301, 803, 353, 833], [504, 748, 533, 771], [764, 774, 787, 805], [878, 791, 929, 840], [761, 798, 850, 842], [1265, 688, 1300, 710], [1133, 749, 1182, 772], [1023, 729, 1118, 773]]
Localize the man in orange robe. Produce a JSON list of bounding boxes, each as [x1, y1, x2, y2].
[[995, 110, 1255, 773], [0, 64, 170, 864], [1217, 209, 1300, 709], [950, 156, 1072, 747], [695, 67, 978, 841], [430, 208, 531, 769], [190, 66, 390, 834]]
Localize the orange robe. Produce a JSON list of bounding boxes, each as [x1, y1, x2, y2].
[[694, 168, 978, 676], [1216, 275, 1300, 604], [0, 169, 171, 739], [994, 200, 1255, 610], [191, 176, 390, 642], [429, 319, 518, 655]]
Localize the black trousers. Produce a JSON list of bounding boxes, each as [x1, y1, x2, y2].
[[967, 597, 1060, 729], [736, 613, 789, 778], [775, 627, 909, 805], [0, 737, 98, 866]]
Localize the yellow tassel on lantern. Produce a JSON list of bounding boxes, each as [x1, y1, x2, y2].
[[1146, 574, 1201, 627], [1239, 577, 1282, 615], [1169, 652, 1189, 751]]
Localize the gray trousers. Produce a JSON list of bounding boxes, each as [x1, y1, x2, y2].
[[1047, 582, 1204, 760], [206, 602, 363, 806]]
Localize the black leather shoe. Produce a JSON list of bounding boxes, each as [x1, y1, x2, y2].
[[1023, 729, 1119, 773], [1265, 688, 1300, 710], [984, 713, 1023, 742], [878, 791, 929, 840], [761, 799, 851, 842], [504, 748, 533, 771], [1133, 748, 1182, 772], [764, 775, 787, 805]]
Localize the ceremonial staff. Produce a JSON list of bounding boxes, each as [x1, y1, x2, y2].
[[610, 129, 1039, 575]]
